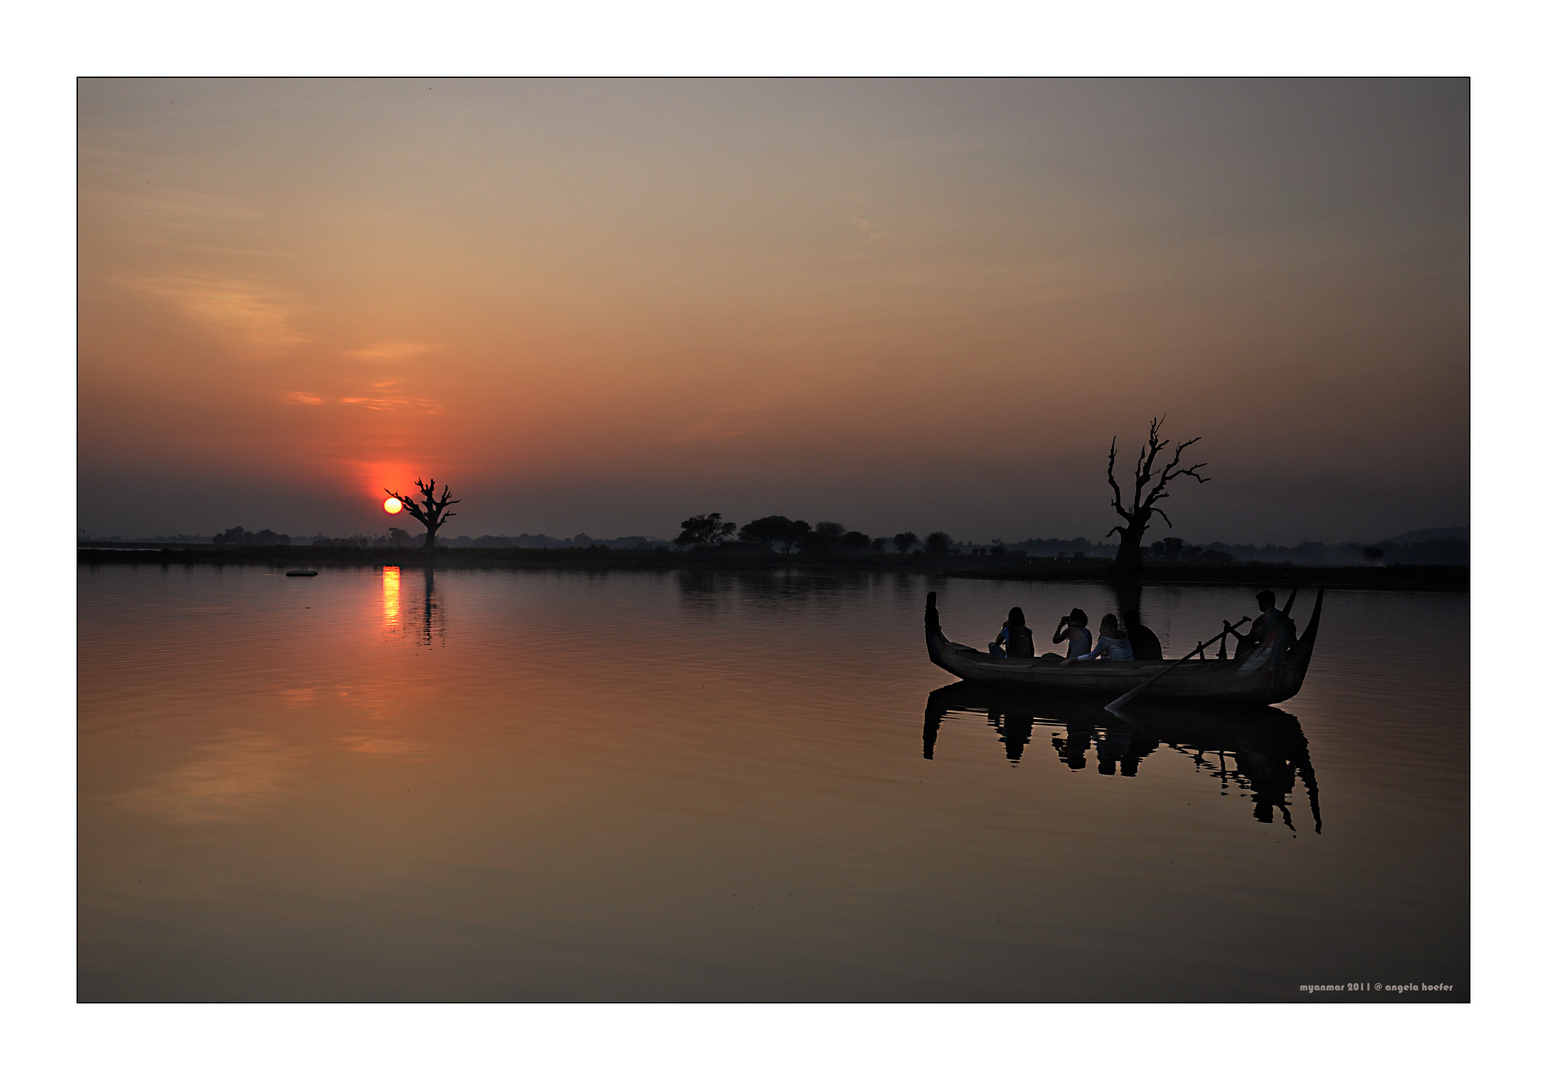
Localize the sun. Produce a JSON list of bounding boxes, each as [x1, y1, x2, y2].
[[383, 497, 403, 515]]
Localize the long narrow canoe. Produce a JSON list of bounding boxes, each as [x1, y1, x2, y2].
[[924, 588, 1322, 705]]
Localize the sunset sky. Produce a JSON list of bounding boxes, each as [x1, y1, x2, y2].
[[78, 78, 1468, 543]]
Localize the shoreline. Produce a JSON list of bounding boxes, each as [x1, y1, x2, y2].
[[78, 544, 1469, 591]]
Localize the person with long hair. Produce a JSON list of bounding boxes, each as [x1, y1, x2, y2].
[[1064, 612, 1133, 663], [989, 606, 1035, 659], [1052, 607, 1092, 659]]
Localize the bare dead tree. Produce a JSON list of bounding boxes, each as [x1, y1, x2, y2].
[[384, 478, 461, 550], [1106, 417, 1209, 575]]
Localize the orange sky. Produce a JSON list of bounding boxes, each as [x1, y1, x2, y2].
[[78, 79, 1468, 543]]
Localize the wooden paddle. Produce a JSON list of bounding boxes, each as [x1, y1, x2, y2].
[[1104, 616, 1253, 714]]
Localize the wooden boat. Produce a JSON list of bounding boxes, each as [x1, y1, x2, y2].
[[285, 569, 318, 577], [924, 587, 1322, 705]]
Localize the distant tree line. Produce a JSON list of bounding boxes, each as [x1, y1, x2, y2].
[[299, 531, 665, 550], [153, 521, 1471, 568], [674, 513, 955, 556], [1182, 535, 1468, 567], [1148, 535, 1235, 566], [213, 526, 292, 546]]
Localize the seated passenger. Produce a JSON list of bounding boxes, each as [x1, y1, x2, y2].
[[1064, 613, 1134, 663], [1052, 607, 1092, 660], [989, 606, 1035, 659], [1123, 609, 1163, 662]]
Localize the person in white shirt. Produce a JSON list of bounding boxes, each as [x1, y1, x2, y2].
[[1064, 613, 1133, 663]]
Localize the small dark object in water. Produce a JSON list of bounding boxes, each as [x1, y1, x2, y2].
[[285, 569, 318, 577]]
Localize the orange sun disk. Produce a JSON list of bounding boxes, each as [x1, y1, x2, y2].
[[383, 497, 403, 514]]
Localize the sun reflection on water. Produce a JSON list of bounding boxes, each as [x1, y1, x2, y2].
[[382, 565, 401, 630]]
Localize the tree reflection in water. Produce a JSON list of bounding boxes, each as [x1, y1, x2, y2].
[[923, 682, 1322, 833], [392, 566, 445, 647]]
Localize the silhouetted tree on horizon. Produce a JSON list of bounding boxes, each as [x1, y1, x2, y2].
[[784, 519, 813, 552], [800, 521, 847, 555], [925, 531, 952, 556], [739, 515, 811, 553], [1106, 417, 1209, 575], [675, 513, 737, 548], [893, 531, 918, 555], [384, 478, 460, 550]]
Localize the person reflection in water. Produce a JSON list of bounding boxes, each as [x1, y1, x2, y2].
[[989, 708, 1033, 763], [1095, 727, 1131, 774], [989, 606, 1035, 659], [1052, 722, 1093, 770], [1096, 727, 1160, 775]]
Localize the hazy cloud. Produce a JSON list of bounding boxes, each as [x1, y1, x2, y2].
[[343, 342, 446, 364], [79, 162, 292, 257], [129, 273, 311, 359], [851, 216, 884, 240], [339, 380, 443, 413], [846, 214, 888, 262]]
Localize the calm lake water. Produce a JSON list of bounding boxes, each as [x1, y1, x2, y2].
[[77, 565, 1468, 1001]]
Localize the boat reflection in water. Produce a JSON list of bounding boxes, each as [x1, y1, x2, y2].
[[922, 682, 1322, 833]]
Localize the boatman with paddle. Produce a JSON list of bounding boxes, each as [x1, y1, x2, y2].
[[1225, 590, 1291, 659]]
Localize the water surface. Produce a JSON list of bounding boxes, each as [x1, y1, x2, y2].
[[78, 565, 1468, 1001]]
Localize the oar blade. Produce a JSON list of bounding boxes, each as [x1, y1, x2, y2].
[[1104, 688, 1142, 714]]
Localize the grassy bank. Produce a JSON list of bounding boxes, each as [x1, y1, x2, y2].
[[78, 543, 1468, 591]]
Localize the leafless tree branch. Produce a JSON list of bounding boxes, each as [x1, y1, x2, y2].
[[383, 478, 462, 548], [1141, 433, 1210, 511], [1106, 438, 1132, 523], [1106, 416, 1209, 573]]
